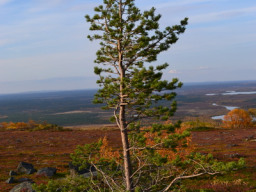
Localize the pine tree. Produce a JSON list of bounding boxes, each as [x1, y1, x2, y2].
[[32, 1, 247, 191], [85, 0, 188, 191]]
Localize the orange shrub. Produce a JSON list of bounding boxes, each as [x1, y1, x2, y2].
[[223, 109, 252, 129], [143, 122, 193, 161], [99, 137, 121, 162]]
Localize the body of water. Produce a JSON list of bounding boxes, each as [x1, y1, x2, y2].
[[224, 106, 239, 110], [207, 91, 256, 120], [222, 91, 256, 95], [211, 104, 239, 120], [206, 91, 256, 96], [212, 115, 225, 120]]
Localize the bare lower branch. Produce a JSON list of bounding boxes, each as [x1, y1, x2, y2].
[[91, 162, 123, 192], [127, 142, 164, 151], [162, 171, 219, 192], [114, 105, 121, 129]]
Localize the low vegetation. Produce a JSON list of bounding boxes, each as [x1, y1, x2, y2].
[[1, 118, 256, 191], [32, 121, 247, 191], [0, 120, 65, 131]]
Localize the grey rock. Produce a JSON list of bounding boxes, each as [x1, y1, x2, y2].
[[226, 144, 239, 148], [69, 162, 96, 177], [17, 178, 34, 183], [9, 170, 18, 176], [6, 177, 16, 184], [9, 182, 35, 192], [245, 135, 255, 141], [26, 169, 36, 175], [81, 171, 98, 177], [17, 162, 36, 175], [230, 153, 243, 158], [36, 167, 57, 177], [225, 153, 244, 158]]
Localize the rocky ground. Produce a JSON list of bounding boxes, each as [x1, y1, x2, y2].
[[0, 128, 121, 191], [1, 127, 256, 191]]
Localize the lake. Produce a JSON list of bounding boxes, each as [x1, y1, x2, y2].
[[206, 91, 256, 96], [211, 103, 239, 120]]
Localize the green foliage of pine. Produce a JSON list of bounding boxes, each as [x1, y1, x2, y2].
[[87, 0, 188, 122], [33, 176, 97, 192]]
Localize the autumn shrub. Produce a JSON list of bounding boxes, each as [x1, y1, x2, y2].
[[0, 121, 65, 131], [223, 109, 253, 129], [182, 118, 216, 131], [32, 122, 65, 131]]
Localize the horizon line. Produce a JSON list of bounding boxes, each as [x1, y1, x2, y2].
[[1, 79, 256, 96]]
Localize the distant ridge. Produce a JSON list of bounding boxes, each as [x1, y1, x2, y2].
[[0, 79, 256, 96]]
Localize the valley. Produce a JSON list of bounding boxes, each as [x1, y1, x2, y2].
[[0, 81, 255, 126]]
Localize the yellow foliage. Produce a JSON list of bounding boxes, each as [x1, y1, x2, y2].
[[223, 109, 252, 129], [99, 137, 121, 162]]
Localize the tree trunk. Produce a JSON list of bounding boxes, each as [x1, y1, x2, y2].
[[119, 38, 134, 192], [119, 105, 133, 191], [118, 1, 133, 191]]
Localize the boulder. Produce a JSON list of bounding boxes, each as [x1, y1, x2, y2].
[[6, 177, 15, 184], [9, 182, 35, 192], [224, 153, 244, 158], [17, 178, 34, 183], [245, 135, 255, 141], [226, 144, 238, 148], [17, 162, 36, 175], [229, 153, 244, 158], [9, 170, 18, 176], [36, 167, 57, 177], [69, 162, 97, 177]]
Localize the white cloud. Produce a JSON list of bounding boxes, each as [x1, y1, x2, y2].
[[153, 0, 216, 9], [169, 69, 179, 74], [0, 0, 12, 6], [191, 6, 256, 24]]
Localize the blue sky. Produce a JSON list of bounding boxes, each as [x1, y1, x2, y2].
[[0, 0, 256, 93]]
